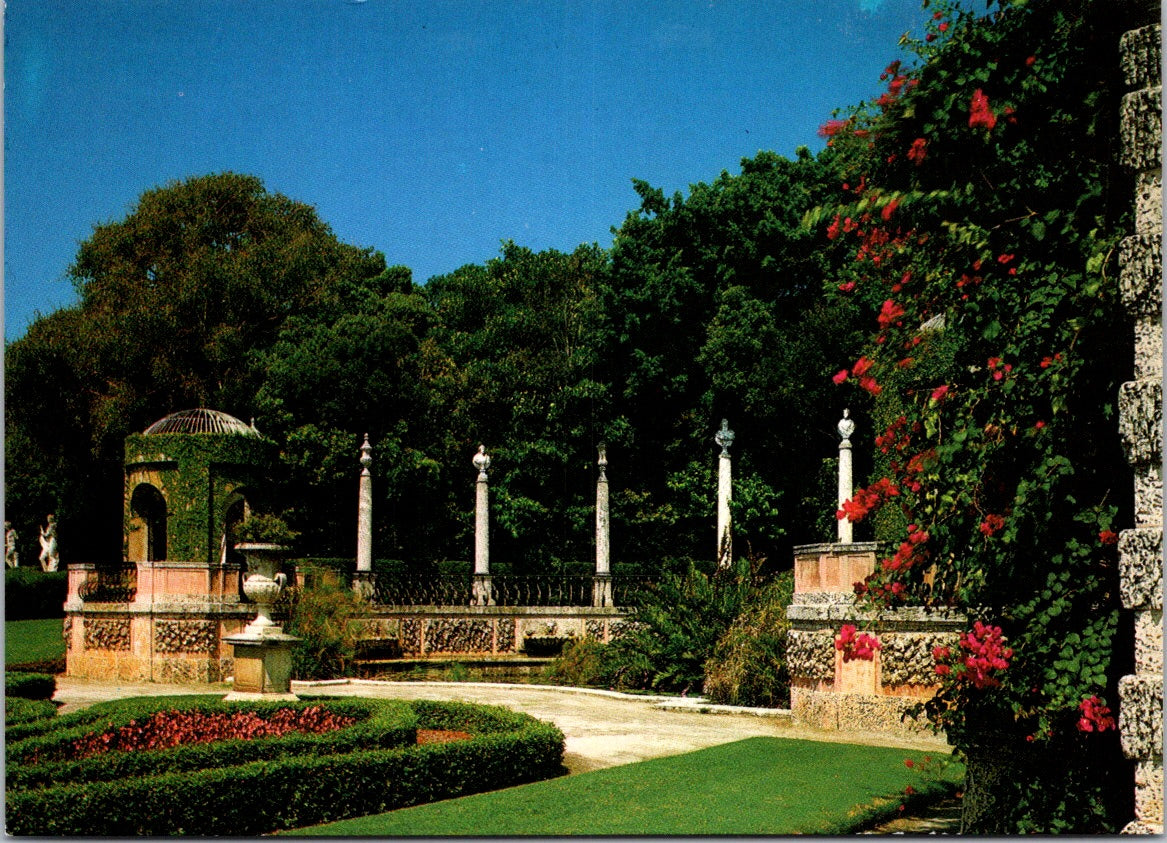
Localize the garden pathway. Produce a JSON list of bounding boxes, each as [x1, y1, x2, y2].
[[52, 676, 949, 775]]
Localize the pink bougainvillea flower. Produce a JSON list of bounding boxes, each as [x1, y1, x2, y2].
[[907, 137, 928, 165], [969, 89, 997, 130], [881, 197, 901, 221], [979, 513, 1006, 536], [1077, 696, 1116, 732], [930, 384, 949, 402], [818, 118, 850, 138], [838, 280, 856, 293], [1026, 55, 1036, 67], [833, 369, 850, 385]]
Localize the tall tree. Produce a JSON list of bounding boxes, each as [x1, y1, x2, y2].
[[6, 172, 389, 559]]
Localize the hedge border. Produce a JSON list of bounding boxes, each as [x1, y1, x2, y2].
[[6, 695, 415, 790], [5, 699, 58, 727], [5, 697, 566, 836], [5, 672, 56, 701]]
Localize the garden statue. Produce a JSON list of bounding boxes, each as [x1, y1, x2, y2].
[[6, 522, 19, 568], [837, 409, 855, 544], [38, 514, 59, 572]]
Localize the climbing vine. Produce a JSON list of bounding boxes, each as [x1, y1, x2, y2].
[[808, 0, 1133, 831]]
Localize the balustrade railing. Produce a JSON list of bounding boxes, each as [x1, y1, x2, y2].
[[77, 564, 138, 603], [370, 572, 653, 608]]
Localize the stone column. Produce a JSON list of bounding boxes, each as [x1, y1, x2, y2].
[[837, 410, 855, 544], [353, 434, 375, 599], [593, 443, 613, 607], [715, 419, 735, 569], [1116, 18, 1163, 836], [472, 445, 494, 606]]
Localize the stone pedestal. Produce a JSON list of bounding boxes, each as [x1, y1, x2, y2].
[[786, 542, 964, 735], [224, 631, 300, 700]]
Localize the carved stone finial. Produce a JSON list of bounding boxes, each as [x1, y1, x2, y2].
[[360, 433, 373, 476], [473, 444, 491, 480], [837, 409, 856, 443], [715, 418, 735, 456], [597, 442, 608, 482]]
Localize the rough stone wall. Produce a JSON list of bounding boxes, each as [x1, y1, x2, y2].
[[1116, 20, 1163, 836]]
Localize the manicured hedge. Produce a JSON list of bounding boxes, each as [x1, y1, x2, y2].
[[4, 569, 67, 620], [5, 698, 57, 727], [6, 695, 566, 836], [5, 672, 56, 701]]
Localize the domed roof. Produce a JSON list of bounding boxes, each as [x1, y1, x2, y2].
[[143, 408, 261, 437]]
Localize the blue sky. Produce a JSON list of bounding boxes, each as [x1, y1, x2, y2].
[[4, 0, 935, 342]]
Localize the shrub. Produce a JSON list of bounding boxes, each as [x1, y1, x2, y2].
[[4, 569, 67, 620], [543, 637, 618, 688], [5, 696, 565, 836], [285, 579, 367, 679], [603, 559, 749, 694], [703, 571, 795, 708], [5, 698, 57, 726], [5, 672, 56, 700]]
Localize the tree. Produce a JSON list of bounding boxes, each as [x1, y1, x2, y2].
[[599, 149, 868, 568], [6, 172, 389, 559]]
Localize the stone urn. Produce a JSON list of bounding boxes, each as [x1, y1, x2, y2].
[[237, 542, 290, 636]]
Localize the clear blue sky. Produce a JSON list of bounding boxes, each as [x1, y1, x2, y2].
[[4, 0, 935, 342]]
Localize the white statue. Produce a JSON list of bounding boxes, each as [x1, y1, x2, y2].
[[5, 522, 19, 568], [38, 514, 59, 572]]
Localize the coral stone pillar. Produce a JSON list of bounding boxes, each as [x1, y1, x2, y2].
[[837, 410, 855, 545], [353, 434, 375, 599], [593, 443, 613, 607], [715, 419, 734, 569], [1116, 16, 1163, 835], [472, 445, 494, 606]]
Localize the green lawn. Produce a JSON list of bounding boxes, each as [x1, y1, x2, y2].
[[6, 618, 66, 666], [287, 736, 963, 836]]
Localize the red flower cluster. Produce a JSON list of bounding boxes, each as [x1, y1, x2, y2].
[[878, 299, 906, 330], [834, 356, 882, 395], [969, 89, 997, 130], [979, 513, 1006, 537], [1077, 695, 1116, 732], [836, 623, 882, 662], [907, 137, 928, 165], [882, 523, 930, 572], [1099, 529, 1118, 545], [837, 476, 900, 523], [987, 357, 1014, 381], [67, 706, 357, 762], [934, 621, 1013, 689]]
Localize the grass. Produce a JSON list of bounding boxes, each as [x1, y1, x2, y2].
[[287, 736, 964, 836], [6, 618, 66, 667]]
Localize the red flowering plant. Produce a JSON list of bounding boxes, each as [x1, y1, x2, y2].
[[806, 0, 1131, 831]]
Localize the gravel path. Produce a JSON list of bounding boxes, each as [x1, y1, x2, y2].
[[53, 675, 950, 775]]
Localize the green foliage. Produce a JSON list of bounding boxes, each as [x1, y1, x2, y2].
[[542, 637, 620, 688], [604, 559, 749, 694], [5, 698, 58, 726], [815, 0, 1135, 831], [236, 512, 299, 545], [285, 580, 368, 679], [5, 672, 57, 700], [4, 569, 67, 620], [703, 570, 795, 708], [5, 696, 565, 836]]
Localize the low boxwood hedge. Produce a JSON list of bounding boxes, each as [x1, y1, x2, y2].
[[5, 672, 56, 701], [4, 569, 67, 620], [6, 695, 566, 836], [5, 698, 57, 727]]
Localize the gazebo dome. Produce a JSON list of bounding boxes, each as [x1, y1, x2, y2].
[[143, 408, 261, 438]]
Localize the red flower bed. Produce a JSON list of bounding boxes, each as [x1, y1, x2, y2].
[[69, 706, 357, 761]]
